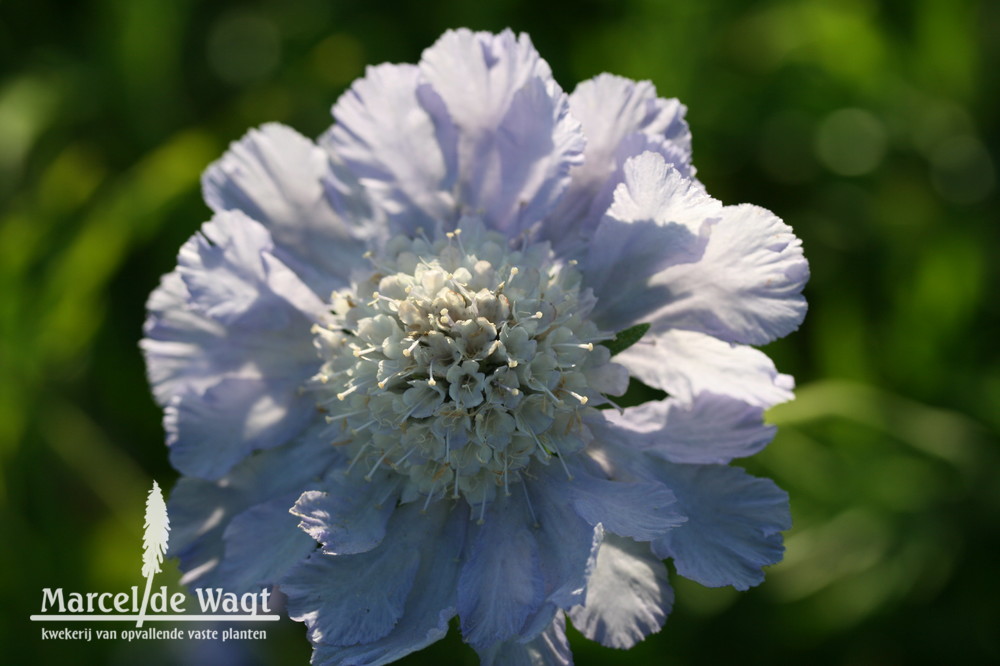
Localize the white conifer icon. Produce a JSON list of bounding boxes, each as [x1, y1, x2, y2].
[[137, 480, 170, 627]]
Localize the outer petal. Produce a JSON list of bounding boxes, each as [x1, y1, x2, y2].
[[514, 477, 605, 642], [144, 211, 322, 407], [597, 393, 777, 464], [544, 458, 685, 541], [618, 329, 795, 408], [420, 29, 549, 128], [165, 376, 315, 481], [212, 492, 318, 594], [290, 468, 399, 555], [569, 74, 691, 175], [583, 151, 807, 343], [142, 271, 233, 406], [650, 462, 791, 591], [305, 501, 468, 665], [418, 29, 584, 236], [143, 211, 325, 479], [323, 63, 457, 237], [640, 203, 808, 345], [479, 612, 573, 666], [167, 426, 340, 589], [546, 74, 693, 255], [528, 475, 605, 610], [568, 535, 673, 649], [283, 505, 427, 647], [202, 122, 367, 294], [583, 153, 715, 330], [552, 132, 695, 263], [458, 490, 546, 649]]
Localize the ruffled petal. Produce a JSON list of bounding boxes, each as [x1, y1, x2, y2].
[[143, 210, 322, 408], [555, 132, 695, 262], [583, 153, 715, 330], [642, 203, 808, 345], [528, 477, 604, 610], [569, 74, 692, 177], [142, 270, 228, 405], [618, 329, 795, 407], [202, 123, 367, 294], [165, 376, 315, 480], [458, 490, 546, 649], [143, 211, 325, 479], [598, 393, 777, 464], [167, 426, 339, 589], [290, 468, 399, 555], [511, 477, 605, 642], [469, 476, 605, 648], [284, 505, 427, 647], [420, 29, 549, 129], [418, 28, 584, 236], [212, 492, 318, 594], [546, 74, 693, 256], [479, 612, 573, 666], [545, 458, 685, 541], [650, 462, 791, 591], [568, 535, 672, 649], [583, 151, 807, 343], [298, 500, 468, 664], [323, 63, 457, 237]]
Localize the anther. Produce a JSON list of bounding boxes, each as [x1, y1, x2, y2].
[[402, 338, 421, 357]]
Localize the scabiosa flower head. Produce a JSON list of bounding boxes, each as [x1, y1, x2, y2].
[[143, 29, 808, 665]]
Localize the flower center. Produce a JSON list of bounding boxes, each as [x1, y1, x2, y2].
[[310, 219, 620, 509]]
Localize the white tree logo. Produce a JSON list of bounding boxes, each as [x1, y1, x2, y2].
[[136, 480, 169, 628]]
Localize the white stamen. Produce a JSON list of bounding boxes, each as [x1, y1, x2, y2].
[[520, 481, 540, 529]]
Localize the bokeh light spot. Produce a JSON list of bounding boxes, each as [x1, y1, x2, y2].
[[929, 134, 995, 205], [815, 108, 887, 176], [759, 111, 820, 184], [311, 33, 365, 87], [207, 11, 282, 86]]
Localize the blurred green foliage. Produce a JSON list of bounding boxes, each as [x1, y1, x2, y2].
[[2, 0, 998, 664]]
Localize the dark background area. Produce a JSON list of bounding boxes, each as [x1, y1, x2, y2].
[[2, 0, 998, 663]]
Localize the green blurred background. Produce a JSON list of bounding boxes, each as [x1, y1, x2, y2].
[[2, 0, 998, 663]]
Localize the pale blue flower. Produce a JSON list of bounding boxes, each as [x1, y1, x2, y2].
[[143, 28, 808, 665]]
